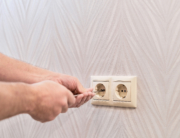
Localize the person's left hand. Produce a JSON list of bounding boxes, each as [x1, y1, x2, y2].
[[48, 73, 95, 108]]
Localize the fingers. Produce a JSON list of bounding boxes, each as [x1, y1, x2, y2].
[[84, 92, 94, 103], [79, 88, 95, 104], [75, 88, 93, 106], [69, 94, 84, 108], [76, 92, 89, 107], [70, 89, 95, 108], [85, 88, 95, 103]]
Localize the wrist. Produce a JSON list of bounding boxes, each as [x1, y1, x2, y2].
[[14, 83, 36, 114], [24, 66, 57, 84]]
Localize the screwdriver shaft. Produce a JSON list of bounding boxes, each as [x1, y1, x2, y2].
[[74, 91, 103, 97]]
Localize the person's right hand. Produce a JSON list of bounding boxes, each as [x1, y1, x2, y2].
[[28, 80, 75, 123], [47, 74, 95, 108]]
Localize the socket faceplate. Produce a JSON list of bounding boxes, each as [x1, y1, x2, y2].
[[91, 76, 137, 108]]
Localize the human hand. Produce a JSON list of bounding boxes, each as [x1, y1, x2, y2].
[[48, 74, 95, 107], [29, 80, 75, 123], [69, 88, 95, 108]]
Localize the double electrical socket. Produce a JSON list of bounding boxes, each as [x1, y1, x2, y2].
[[91, 76, 137, 108]]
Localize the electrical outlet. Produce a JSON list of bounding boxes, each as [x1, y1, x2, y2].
[[113, 81, 131, 102], [91, 76, 110, 100], [91, 76, 137, 108], [92, 81, 109, 100], [112, 76, 137, 107]]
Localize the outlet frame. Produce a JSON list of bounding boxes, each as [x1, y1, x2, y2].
[[91, 76, 137, 108]]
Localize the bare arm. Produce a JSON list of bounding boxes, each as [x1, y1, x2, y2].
[[0, 53, 53, 83], [0, 82, 34, 120], [0, 81, 75, 122]]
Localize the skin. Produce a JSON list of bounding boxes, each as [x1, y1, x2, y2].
[[0, 53, 95, 122]]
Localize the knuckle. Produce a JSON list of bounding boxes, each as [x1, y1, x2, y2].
[[49, 116, 55, 121], [77, 104, 81, 108], [61, 101, 67, 107], [53, 108, 60, 116], [61, 106, 68, 113], [60, 101, 68, 113], [40, 120, 46, 123], [64, 107, 68, 113], [45, 116, 55, 122], [41, 115, 56, 122]]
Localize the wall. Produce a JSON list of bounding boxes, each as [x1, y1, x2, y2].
[[0, 0, 180, 138]]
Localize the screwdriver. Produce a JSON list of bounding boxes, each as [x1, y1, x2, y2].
[[74, 89, 105, 97]]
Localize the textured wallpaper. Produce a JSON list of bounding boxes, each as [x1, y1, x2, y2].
[[0, 0, 180, 138]]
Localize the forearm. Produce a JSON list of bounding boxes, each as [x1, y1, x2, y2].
[[0, 53, 55, 83], [0, 82, 34, 120]]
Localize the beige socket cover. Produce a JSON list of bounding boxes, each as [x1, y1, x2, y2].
[[91, 76, 137, 108]]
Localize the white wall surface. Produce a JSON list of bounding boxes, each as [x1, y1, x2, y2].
[[0, 0, 180, 138]]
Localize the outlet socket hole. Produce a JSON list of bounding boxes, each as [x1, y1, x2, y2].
[[95, 83, 106, 97], [116, 84, 128, 99]]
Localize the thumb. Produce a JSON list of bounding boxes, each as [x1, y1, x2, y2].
[[74, 82, 87, 94]]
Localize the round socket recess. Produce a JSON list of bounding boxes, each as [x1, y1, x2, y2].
[[115, 84, 128, 99], [95, 83, 106, 97]]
